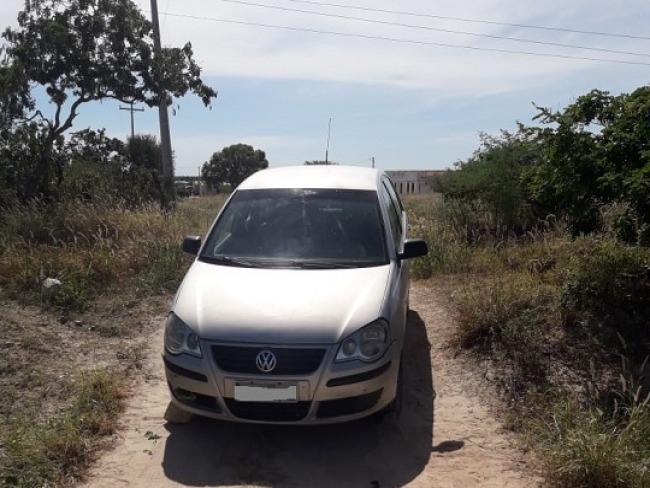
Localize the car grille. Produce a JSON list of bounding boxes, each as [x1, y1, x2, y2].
[[211, 345, 326, 375], [224, 399, 311, 422]]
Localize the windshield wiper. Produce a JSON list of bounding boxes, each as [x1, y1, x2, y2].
[[201, 256, 382, 269], [201, 255, 261, 268], [289, 261, 359, 269]]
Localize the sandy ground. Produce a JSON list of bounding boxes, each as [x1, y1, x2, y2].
[[80, 283, 541, 488]]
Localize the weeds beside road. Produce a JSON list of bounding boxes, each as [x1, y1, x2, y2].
[[405, 194, 650, 488], [1, 193, 648, 487], [0, 196, 225, 487]]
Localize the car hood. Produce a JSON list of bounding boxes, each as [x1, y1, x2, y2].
[[172, 261, 391, 344]]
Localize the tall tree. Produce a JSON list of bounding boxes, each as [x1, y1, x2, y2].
[[59, 132, 172, 206], [0, 46, 31, 128], [524, 87, 650, 236], [202, 144, 269, 190], [1, 0, 217, 201], [126, 134, 165, 204], [58, 128, 127, 203]]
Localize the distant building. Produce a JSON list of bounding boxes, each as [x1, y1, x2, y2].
[[174, 176, 208, 196], [385, 170, 445, 195]]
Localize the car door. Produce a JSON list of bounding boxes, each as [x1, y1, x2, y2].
[[379, 177, 410, 346]]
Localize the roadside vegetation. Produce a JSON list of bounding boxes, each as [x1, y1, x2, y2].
[[406, 86, 650, 488], [0, 196, 225, 487], [408, 198, 650, 487], [1, 1, 648, 485]]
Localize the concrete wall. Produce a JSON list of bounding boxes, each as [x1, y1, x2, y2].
[[385, 170, 445, 195]]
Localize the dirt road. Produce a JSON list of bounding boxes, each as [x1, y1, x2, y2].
[[81, 283, 540, 488]]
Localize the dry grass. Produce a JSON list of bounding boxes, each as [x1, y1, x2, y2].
[[2, 369, 126, 487], [2, 192, 648, 487], [0, 195, 226, 487], [538, 383, 650, 488], [0, 195, 226, 310], [404, 194, 650, 488]]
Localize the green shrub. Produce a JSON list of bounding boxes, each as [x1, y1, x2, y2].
[[561, 240, 650, 361], [431, 131, 540, 235]]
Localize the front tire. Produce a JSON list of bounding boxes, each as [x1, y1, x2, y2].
[[164, 401, 194, 424]]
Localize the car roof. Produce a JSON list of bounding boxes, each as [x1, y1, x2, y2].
[[237, 165, 384, 191]]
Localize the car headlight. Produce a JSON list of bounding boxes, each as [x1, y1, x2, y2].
[[335, 319, 390, 363], [164, 313, 202, 357]]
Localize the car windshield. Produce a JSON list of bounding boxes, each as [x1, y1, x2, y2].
[[200, 188, 388, 268]]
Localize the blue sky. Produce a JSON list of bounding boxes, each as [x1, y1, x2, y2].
[[2, 0, 650, 175]]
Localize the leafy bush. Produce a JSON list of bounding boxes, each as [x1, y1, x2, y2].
[[525, 87, 650, 236], [431, 131, 540, 236], [561, 240, 650, 361]]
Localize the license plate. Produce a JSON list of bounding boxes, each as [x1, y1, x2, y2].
[[234, 382, 298, 402]]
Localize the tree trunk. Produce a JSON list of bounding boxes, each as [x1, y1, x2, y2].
[[23, 145, 53, 201]]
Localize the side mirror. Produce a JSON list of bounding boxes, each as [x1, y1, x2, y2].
[[398, 239, 428, 260], [182, 236, 202, 255]]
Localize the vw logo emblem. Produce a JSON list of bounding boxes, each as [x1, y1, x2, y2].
[[255, 350, 277, 373]]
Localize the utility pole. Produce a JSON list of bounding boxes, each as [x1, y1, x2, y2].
[[372, 157, 375, 168], [119, 103, 145, 139], [325, 117, 332, 164], [150, 0, 175, 210]]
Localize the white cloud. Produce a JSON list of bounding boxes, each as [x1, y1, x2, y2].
[[2, 0, 647, 100], [2, 0, 649, 171], [154, 0, 649, 99]]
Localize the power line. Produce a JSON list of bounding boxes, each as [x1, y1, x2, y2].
[[161, 0, 171, 33], [218, 0, 650, 59], [157, 11, 650, 67], [119, 103, 145, 138], [280, 0, 650, 42]]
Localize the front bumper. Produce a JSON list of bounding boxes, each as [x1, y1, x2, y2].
[[163, 340, 400, 424]]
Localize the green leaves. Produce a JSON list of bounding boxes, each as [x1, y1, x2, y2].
[[202, 144, 270, 191], [432, 131, 540, 233], [526, 86, 650, 237], [1, 0, 217, 201]]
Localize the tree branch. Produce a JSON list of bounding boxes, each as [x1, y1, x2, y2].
[[98, 93, 145, 105], [24, 109, 47, 124], [51, 83, 63, 130], [54, 93, 89, 138]]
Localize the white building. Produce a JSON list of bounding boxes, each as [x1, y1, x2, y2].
[[385, 170, 444, 195]]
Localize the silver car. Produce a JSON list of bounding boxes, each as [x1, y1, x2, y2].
[[163, 165, 428, 424]]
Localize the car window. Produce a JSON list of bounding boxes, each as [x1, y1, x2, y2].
[[381, 181, 403, 251], [383, 177, 404, 216], [200, 189, 388, 268]]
